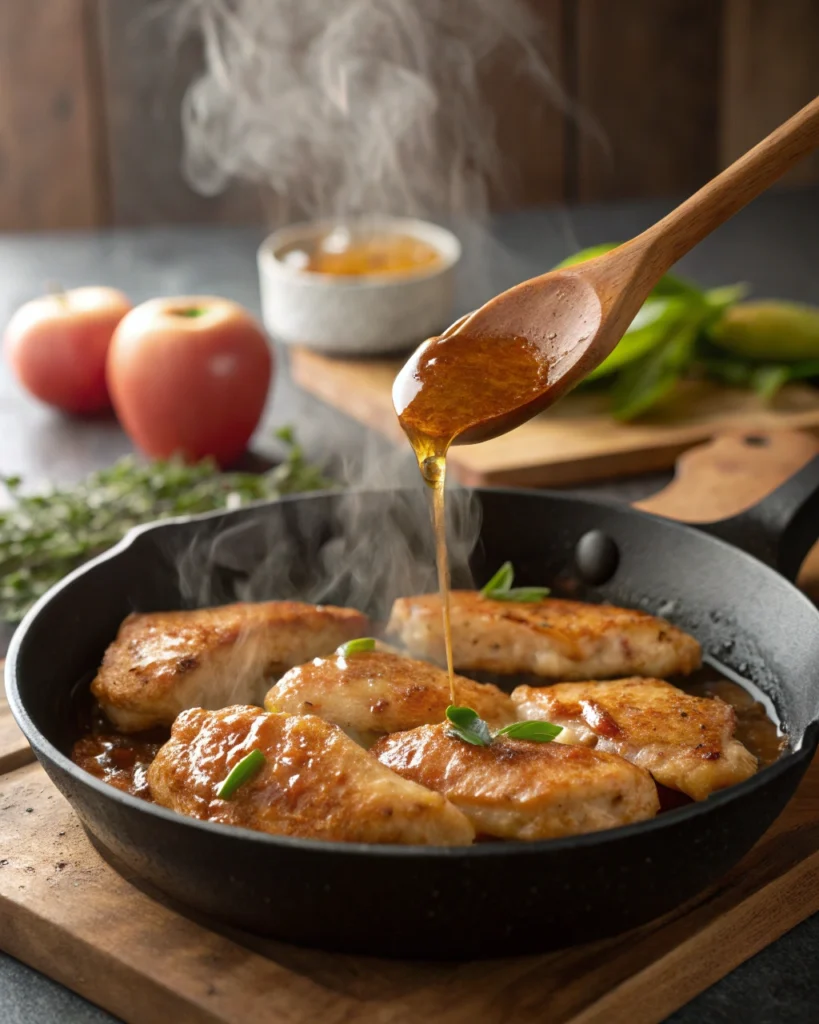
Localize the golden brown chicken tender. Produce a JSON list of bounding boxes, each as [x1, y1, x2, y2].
[[371, 723, 659, 840], [266, 649, 515, 745], [388, 592, 701, 681], [148, 706, 475, 846], [91, 601, 368, 732], [512, 677, 757, 801]]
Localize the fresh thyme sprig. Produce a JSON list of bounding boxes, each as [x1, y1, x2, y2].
[[0, 427, 333, 622]]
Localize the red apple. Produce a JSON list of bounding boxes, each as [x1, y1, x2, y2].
[[106, 296, 273, 466], [4, 286, 131, 413]]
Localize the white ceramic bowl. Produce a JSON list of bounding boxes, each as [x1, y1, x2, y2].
[[257, 217, 461, 356]]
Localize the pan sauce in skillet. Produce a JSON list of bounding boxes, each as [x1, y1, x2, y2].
[[682, 665, 786, 769], [70, 702, 165, 801], [73, 731, 164, 801], [69, 660, 786, 810]]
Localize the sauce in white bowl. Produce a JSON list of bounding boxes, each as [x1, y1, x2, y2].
[[257, 217, 461, 356]]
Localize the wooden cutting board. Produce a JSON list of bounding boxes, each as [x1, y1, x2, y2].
[[2, 738, 819, 1024], [3, 432, 819, 1024], [290, 346, 819, 486]]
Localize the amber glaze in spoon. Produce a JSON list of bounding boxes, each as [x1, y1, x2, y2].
[[394, 95, 819, 456]]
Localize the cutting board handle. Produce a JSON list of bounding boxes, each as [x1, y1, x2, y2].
[[636, 429, 819, 583]]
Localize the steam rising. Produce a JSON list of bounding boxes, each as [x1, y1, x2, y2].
[[163, 473, 479, 706], [174, 438, 480, 626], [159, 1, 562, 631], [171, 0, 564, 220]]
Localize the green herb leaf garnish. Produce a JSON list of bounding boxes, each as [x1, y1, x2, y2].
[[216, 749, 266, 800], [336, 637, 377, 656], [445, 706, 562, 748], [445, 705, 492, 747], [481, 561, 514, 595], [495, 721, 563, 743], [480, 562, 550, 602]]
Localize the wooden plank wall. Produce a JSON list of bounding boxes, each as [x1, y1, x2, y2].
[[0, 0, 816, 231], [0, 0, 107, 229], [97, 1, 264, 226], [721, 0, 819, 187], [572, 0, 723, 202]]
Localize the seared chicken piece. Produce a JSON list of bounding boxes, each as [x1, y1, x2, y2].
[[388, 592, 701, 680], [512, 678, 757, 801], [266, 649, 515, 745], [148, 706, 474, 846], [372, 724, 658, 840], [92, 601, 368, 732]]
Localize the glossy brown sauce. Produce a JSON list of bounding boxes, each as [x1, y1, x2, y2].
[[394, 331, 551, 449], [680, 668, 786, 768], [72, 728, 167, 801], [427, 457, 456, 703], [281, 231, 441, 277], [395, 330, 552, 705]]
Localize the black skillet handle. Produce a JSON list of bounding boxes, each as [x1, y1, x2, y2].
[[636, 431, 819, 583], [703, 455, 819, 581]]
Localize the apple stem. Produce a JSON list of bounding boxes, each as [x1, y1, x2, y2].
[[171, 307, 207, 318]]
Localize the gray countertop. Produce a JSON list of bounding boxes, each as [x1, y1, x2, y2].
[[1, 188, 818, 1022]]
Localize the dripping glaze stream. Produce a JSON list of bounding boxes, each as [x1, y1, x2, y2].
[[394, 326, 557, 707]]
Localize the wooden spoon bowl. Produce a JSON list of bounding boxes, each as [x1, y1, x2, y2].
[[395, 95, 819, 448]]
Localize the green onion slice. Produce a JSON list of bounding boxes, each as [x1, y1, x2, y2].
[[216, 748, 266, 800], [336, 637, 377, 656], [480, 562, 549, 602], [485, 586, 550, 603]]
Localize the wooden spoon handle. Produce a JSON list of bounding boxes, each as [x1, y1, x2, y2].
[[633, 95, 819, 274]]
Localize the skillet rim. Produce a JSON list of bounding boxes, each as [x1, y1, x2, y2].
[[7, 486, 819, 860]]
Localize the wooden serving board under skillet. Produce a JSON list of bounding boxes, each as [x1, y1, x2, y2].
[[2, 431, 819, 1024], [290, 345, 819, 487]]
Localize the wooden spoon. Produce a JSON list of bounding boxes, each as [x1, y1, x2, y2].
[[406, 95, 819, 447]]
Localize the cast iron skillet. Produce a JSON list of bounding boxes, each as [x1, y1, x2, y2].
[[7, 452, 819, 959]]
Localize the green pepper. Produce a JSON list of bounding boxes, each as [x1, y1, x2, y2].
[[710, 301, 819, 362]]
